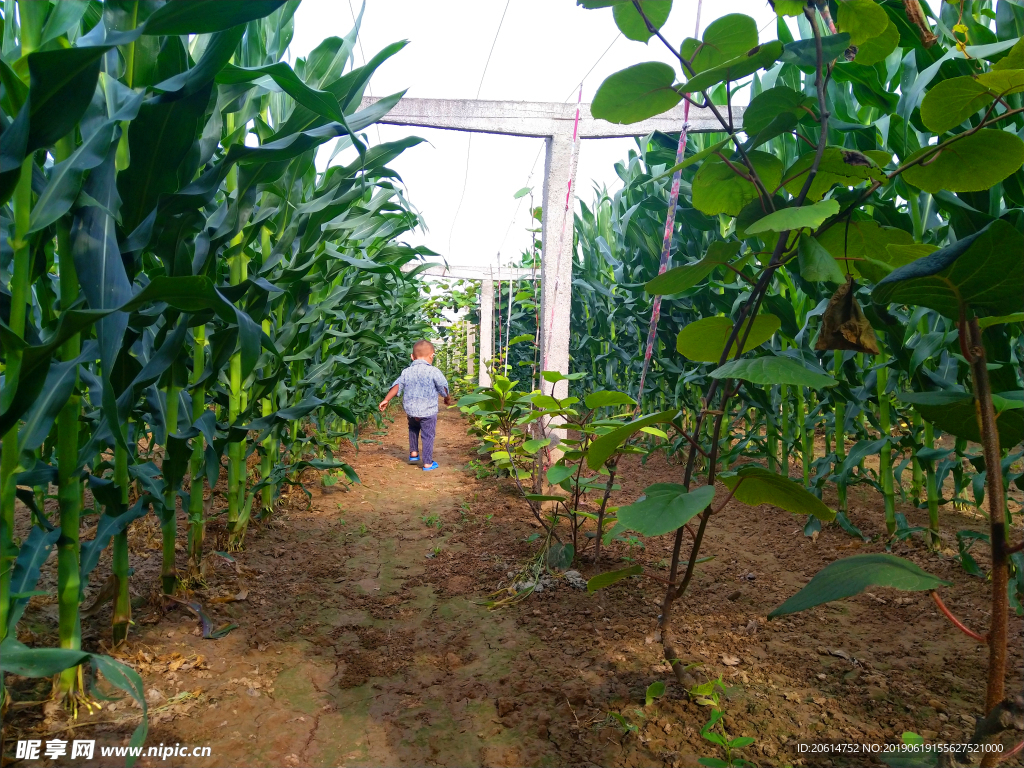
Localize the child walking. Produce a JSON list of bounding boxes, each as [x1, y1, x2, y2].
[[378, 340, 452, 471]]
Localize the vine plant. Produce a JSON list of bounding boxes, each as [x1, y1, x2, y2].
[[579, 0, 1022, 760]]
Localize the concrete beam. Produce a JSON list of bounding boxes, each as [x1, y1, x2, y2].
[[359, 96, 742, 139], [466, 321, 475, 382], [401, 263, 539, 281]]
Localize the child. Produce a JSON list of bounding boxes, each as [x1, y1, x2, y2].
[[378, 339, 452, 471]]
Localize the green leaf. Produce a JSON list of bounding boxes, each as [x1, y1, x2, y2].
[[896, 391, 1024, 447], [217, 62, 345, 123], [903, 130, 1024, 194], [815, 220, 914, 280], [676, 315, 780, 362], [680, 40, 784, 93], [773, 0, 805, 15], [513, 186, 532, 199], [586, 409, 678, 469], [646, 241, 740, 295], [769, 554, 950, 619], [872, 220, 1024, 318], [978, 312, 1024, 330], [745, 199, 839, 234], [617, 483, 716, 536], [710, 356, 838, 388], [722, 465, 835, 521], [854, 17, 899, 66], [585, 390, 636, 409], [992, 37, 1024, 71], [836, 0, 889, 46], [508, 333, 534, 345], [547, 464, 576, 484], [781, 33, 853, 68], [645, 680, 666, 706], [797, 233, 846, 283], [118, 85, 212, 232], [680, 14, 759, 74], [25, 46, 105, 153], [143, 0, 287, 35], [587, 564, 642, 592], [649, 136, 732, 183], [613, 0, 671, 43], [591, 62, 681, 124], [525, 494, 566, 502], [6, 527, 61, 632], [522, 439, 551, 454], [782, 146, 888, 201], [742, 86, 815, 136], [692, 150, 783, 216], [921, 71, 1024, 135], [40, 0, 89, 46]]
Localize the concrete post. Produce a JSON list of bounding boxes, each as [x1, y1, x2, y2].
[[479, 278, 494, 387], [466, 320, 475, 382], [539, 132, 579, 407]]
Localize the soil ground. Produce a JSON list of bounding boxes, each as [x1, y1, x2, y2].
[[5, 407, 1023, 767]]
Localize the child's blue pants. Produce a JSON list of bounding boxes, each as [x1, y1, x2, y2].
[[407, 414, 437, 465]]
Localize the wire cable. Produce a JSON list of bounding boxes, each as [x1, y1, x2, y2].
[[447, 0, 512, 259], [347, 1, 382, 144], [494, 32, 621, 265]]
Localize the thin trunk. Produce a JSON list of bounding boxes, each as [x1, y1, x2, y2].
[[924, 420, 940, 550], [834, 353, 847, 513], [796, 385, 809, 487], [877, 357, 896, 534], [186, 324, 206, 583], [911, 412, 924, 507], [54, 135, 81, 699], [112, 434, 131, 645], [965, 318, 1008, 762], [780, 383, 790, 477], [160, 381, 180, 594]]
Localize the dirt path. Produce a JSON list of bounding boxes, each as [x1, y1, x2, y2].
[[128, 408, 586, 768], [9, 407, 1022, 767]]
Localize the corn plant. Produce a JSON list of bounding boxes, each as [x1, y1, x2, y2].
[[0, 0, 435, 735]]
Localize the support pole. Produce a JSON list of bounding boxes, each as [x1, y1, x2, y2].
[[539, 131, 579, 415], [479, 278, 494, 387]]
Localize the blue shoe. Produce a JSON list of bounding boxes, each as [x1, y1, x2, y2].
[[422, 461, 439, 472], [409, 453, 419, 463]]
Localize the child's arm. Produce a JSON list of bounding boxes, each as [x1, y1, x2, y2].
[[436, 370, 452, 406], [378, 383, 399, 413]]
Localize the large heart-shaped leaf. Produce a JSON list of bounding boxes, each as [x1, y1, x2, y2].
[[722, 465, 835, 521], [612, 0, 672, 43], [586, 409, 679, 469], [646, 241, 740, 295], [797, 234, 846, 283], [676, 314, 780, 362], [815, 220, 914, 280], [692, 150, 783, 216], [584, 390, 636, 409], [902, 130, 1024, 193], [591, 62, 681, 124], [617, 483, 716, 536], [896, 390, 1024, 447], [680, 13, 759, 74], [782, 147, 888, 201], [769, 554, 950, 619], [710, 356, 838, 389], [742, 86, 815, 136], [920, 70, 1024, 135], [872, 220, 1024, 318], [587, 564, 642, 593], [745, 199, 839, 234], [836, 0, 889, 46], [679, 40, 783, 93]]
